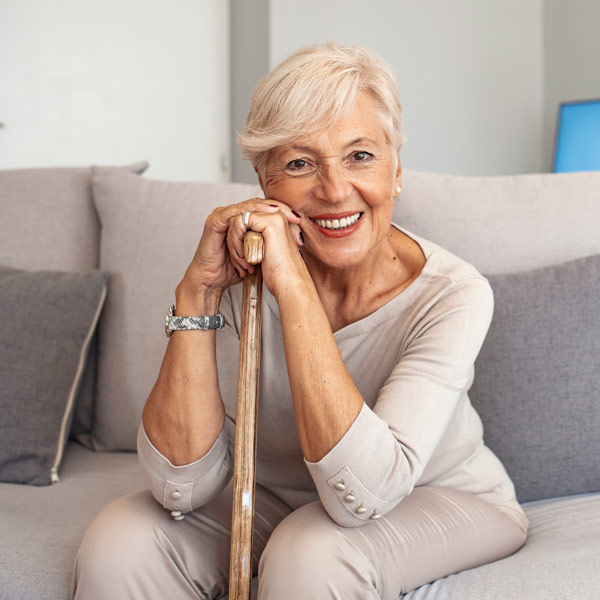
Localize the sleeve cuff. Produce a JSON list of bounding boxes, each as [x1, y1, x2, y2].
[[137, 424, 231, 513], [304, 404, 409, 527]]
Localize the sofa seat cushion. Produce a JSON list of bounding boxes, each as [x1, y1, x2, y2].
[[0, 443, 146, 600], [401, 493, 600, 599]]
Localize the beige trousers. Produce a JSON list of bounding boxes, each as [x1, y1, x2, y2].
[[72, 483, 527, 600]]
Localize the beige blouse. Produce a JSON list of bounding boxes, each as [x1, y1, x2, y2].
[[138, 227, 520, 527]]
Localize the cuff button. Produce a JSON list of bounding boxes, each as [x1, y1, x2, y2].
[[334, 481, 346, 491], [370, 510, 381, 520], [356, 504, 367, 514], [170, 491, 182, 500], [344, 493, 356, 502], [171, 510, 184, 521]]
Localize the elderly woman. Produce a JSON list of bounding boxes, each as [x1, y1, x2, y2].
[[73, 43, 528, 599]]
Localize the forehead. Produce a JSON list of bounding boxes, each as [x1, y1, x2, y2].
[[277, 92, 387, 156]]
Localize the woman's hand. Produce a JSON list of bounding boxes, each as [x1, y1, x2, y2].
[[181, 199, 287, 294], [225, 201, 306, 299]]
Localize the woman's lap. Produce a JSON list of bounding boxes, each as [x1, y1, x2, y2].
[[72, 482, 291, 600], [72, 484, 526, 600], [259, 485, 527, 599]]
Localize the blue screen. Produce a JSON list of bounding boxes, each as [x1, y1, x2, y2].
[[553, 99, 600, 173]]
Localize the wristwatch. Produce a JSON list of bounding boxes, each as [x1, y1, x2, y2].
[[165, 304, 225, 337]]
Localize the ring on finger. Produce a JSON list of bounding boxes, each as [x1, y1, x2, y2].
[[241, 211, 251, 230]]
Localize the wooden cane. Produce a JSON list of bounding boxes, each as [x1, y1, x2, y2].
[[229, 230, 264, 600]]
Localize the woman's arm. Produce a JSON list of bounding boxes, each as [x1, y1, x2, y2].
[[303, 278, 495, 526], [277, 277, 364, 462], [142, 200, 289, 467], [227, 209, 364, 463], [142, 281, 226, 466]]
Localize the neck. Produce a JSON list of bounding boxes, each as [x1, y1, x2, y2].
[[303, 227, 422, 332]]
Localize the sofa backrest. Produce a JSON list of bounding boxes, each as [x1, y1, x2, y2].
[[393, 170, 600, 274], [89, 167, 261, 450], [2, 165, 599, 501], [394, 170, 600, 502], [0, 163, 148, 443]]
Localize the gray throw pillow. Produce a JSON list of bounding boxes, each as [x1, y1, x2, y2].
[[469, 254, 600, 502], [0, 267, 107, 485]]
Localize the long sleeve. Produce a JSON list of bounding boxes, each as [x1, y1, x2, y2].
[[137, 288, 241, 513], [305, 274, 495, 526]]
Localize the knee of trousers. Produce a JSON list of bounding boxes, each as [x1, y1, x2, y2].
[[258, 502, 377, 598], [72, 490, 179, 596]]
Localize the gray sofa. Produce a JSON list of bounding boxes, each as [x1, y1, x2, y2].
[[1, 164, 599, 600]]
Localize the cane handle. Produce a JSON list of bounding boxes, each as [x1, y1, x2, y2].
[[244, 230, 264, 265]]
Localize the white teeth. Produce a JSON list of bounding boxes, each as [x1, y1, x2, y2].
[[314, 212, 361, 230]]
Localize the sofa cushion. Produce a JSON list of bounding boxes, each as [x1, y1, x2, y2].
[[401, 493, 600, 600], [469, 254, 600, 502], [393, 170, 600, 274], [0, 167, 100, 273], [0, 267, 107, 485], [0, 163, 148, 446], [0, 442, 146, 600], [91, 167, 262, 450]]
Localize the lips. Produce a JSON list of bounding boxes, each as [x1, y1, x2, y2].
[[310, 211, 362, 231]]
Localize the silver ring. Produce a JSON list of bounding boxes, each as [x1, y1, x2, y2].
[[241, 211, 251, 230]]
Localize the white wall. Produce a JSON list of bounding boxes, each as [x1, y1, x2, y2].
[[232, 0, 545, 181], [543, 0, 600, 170], [269, 0, 544, 178], [0, 0, 230, 181], [232, 0, 600, 183]]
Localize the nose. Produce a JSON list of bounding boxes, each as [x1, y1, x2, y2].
[[315, 162, 352, 204]]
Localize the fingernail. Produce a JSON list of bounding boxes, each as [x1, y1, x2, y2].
[[292, 210, 301, 219], [269, 204, 278, 208]]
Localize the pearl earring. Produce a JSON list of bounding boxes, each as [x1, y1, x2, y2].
[[395, 186, 402, 196]]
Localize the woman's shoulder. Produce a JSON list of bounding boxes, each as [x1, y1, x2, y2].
[[393, 224, 490, 287], [389, 224, 493, 324]]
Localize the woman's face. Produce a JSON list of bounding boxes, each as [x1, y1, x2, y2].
[[260, 92, 401, 273]]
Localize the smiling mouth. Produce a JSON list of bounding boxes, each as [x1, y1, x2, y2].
[[311, 212, 362, 231]]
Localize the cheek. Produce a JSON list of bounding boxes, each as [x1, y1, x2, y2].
[[265, 179, 310, 206]]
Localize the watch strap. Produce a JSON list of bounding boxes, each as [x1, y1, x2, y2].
[[165, 305, 225, 337]]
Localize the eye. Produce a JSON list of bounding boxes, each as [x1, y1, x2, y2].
[[286, 159, 309, 171], [351, 151, 373, 162]]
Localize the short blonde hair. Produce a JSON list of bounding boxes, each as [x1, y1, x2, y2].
[[237, 42, 406, 177]]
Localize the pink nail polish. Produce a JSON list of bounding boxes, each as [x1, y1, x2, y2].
[[292, 210, 301, 218]]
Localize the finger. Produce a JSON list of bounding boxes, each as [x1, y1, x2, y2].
[[262, 200, 303, 226], [288, 223, 304, 247], [227, 218, 254, 273], [227, 226, 248, 270], [206, 199, 278, 236]]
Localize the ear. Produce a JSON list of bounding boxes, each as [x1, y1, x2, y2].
[[395, 160, 402, 187]]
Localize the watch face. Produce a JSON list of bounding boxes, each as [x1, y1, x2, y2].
[[165, 304, 175, 337]]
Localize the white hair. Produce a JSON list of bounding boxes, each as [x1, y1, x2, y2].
[[237, 42, 406, 177]]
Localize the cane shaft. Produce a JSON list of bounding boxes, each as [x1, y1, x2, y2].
[[229, 232, 263, 600]]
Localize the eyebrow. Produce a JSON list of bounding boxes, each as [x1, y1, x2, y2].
[[288, 137, 378, 154]]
